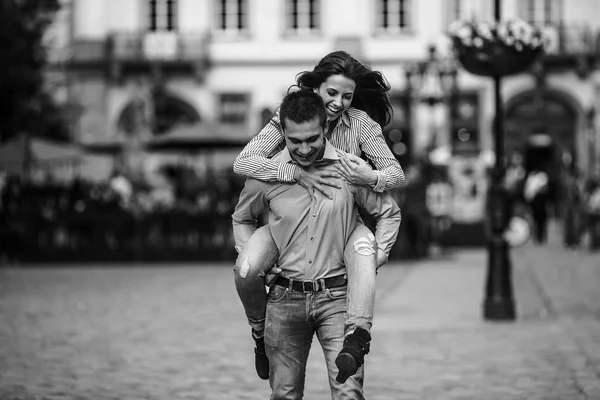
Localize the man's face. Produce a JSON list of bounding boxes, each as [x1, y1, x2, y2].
[[283, 116, 325, 167]]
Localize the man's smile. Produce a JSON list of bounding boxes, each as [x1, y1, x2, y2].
[[295, 152, 315, 161]]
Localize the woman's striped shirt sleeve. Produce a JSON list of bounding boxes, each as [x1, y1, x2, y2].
[[357, 116, 406, 192], [233, 109, 298, 183]]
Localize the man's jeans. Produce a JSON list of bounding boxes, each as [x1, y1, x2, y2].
[[265, 283, 365, 400], [233, 224, 376, 334]]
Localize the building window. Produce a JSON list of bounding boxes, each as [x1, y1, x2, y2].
[[215, 0, 248, 35], [286, 0, 320, 35], [148, 0, 177, 31], [519, 0, 561, 26], [447, 0, 461, 24], [522, 0, 536, 24], [377, 0, 412, 34], [445, 0, 493, 28], [218, 93, 250, 124]]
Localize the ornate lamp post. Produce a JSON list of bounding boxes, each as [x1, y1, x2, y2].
[[404, 44, 458, 253], [405, 44, 459, 149], [449, 2, 547, 320], [479, 0, 515, 321]]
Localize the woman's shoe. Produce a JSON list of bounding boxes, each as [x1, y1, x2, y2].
[[252, 329, 269, 380], [334, 327, 371, 383]]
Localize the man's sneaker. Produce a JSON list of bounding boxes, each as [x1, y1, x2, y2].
[[252, 330, 269, 380], [334, 327, 371, 384]]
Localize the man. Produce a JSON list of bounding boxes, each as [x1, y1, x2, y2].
[[524, 166, 551, 244], [232, 90, 401, 399]]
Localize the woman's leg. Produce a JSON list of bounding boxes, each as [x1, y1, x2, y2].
[[233, 224, 279, 379], [335, 222, 377, 383], [233, 225, 279, 331], [343, 222, 377, 334]]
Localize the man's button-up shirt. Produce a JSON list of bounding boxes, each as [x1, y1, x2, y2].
[[232, 140, 401, 281]]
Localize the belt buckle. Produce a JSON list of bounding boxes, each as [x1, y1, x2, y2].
[[302, 280, 318, 292]]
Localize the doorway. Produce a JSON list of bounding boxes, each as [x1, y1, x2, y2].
[[524, 132, 555, 172], [505, 89, 578, 175]]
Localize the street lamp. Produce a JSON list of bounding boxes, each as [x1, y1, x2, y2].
[[406, 44, 458, 106], [405, 44, 459, 149], [404, 44, 459, 252], [448, 0, 547, 321], [483, 0, 516, 321]]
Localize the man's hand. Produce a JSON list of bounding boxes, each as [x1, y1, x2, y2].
[[336, 153, 378, 187], [262, 265, 282, 287], [297, 168, 341, 199], [376, 248, 388, 273]]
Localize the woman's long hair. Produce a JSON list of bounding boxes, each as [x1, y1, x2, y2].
[[294, 51, 393, 128]]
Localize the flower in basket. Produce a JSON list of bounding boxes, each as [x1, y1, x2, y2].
[[447, 18, 550, 76]]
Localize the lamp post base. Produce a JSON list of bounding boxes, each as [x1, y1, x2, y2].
[[484, 299, 516, 320], [483, 238, 516, 321]]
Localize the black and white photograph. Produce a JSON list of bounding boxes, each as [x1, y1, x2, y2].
[[1, 0, 600, 399]]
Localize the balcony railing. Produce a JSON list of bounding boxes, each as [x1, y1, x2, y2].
[[109, 31, 209, 62], [542, 24, 600, 56]]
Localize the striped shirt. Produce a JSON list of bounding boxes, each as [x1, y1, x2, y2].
[[232, 140, 401, 280], [233, 107, 405, 193]]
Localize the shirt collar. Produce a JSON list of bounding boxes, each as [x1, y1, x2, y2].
[[279, 138, 339, 164], [338, 109, 351, 128]]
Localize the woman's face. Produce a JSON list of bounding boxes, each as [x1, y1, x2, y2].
[[315, 74, 356, 121]]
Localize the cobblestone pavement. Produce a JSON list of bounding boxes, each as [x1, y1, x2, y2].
[[0, 222, 599, 399], [368, 248, 600, 400], [511, 221, 600, 391]]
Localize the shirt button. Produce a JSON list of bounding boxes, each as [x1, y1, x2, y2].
[[309, 260, 312, 264], [312, 213, 316, 217], [310, 237, 314, 241]]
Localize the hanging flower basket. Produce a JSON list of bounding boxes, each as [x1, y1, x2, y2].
[[457, 44, 542, 76], [448, 18, 549, 77]]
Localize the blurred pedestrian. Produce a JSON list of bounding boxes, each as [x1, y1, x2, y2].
[[505, 153, 526, 210], [0, 175, 24, 264], [109, 169, 134, 207], [524, 166, 551, 244], [232, 91, 401, 397], [393, 162, 430, 258], [231, 50, 405, 380], [561, 167, 584, 249], [583, 173, 600, 251], [425, 166, 452, 255]]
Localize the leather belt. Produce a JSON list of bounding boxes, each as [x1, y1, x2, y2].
[[275, 274, 347, 292]]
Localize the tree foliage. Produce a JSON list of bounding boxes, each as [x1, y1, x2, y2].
[[0, 0, 68, 143]]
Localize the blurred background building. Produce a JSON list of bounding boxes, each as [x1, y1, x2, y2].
[[44, 0, 600, 172], [2, 0, 599, 262]]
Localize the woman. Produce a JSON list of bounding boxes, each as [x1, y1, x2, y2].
[[232, 51, 405, 383]]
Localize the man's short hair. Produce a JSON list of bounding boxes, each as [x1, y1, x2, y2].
[[279, 90, 327, 131]]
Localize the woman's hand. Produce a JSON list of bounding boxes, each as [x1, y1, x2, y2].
[[297, 168, 341, 199], [261, 265, 282, 287], [336, 153, 378, 187], [376, 248, 388, 272]]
